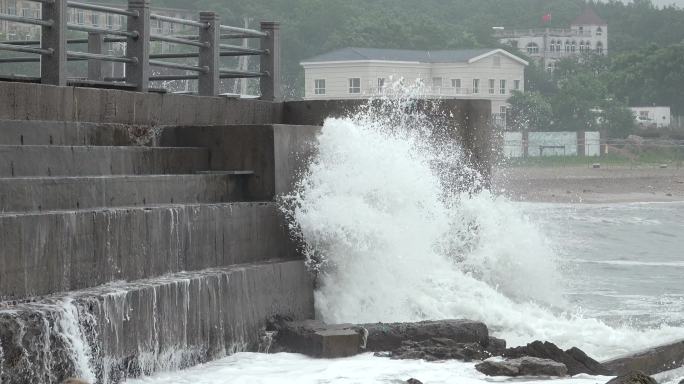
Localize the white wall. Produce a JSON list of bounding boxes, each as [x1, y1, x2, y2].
[[528, 132, 578, 157], [585, 131, 600, 157], [630, 106, 671, 128]]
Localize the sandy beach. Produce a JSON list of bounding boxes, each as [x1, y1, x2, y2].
[[493, 166, 684, 203]]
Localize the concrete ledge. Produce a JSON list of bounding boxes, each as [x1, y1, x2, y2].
[[0, 173, 253, 212], [0, 145, 209, 176], [0, 202, 298, 299], [0, 120, 159, 146], [159, 124, 321, 200], [0, 82, 277, 125], [0, 260, 314, 383]]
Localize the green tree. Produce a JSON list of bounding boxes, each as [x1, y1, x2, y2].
[[508, 91, 553, 132]]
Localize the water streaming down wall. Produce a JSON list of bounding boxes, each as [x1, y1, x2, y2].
[[0, 261, 313, 383]]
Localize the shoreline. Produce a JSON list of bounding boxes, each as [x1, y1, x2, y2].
[[493, 166, 684, 204]]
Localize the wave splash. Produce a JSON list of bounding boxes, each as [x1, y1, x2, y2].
[[282, 87, 684, 360]]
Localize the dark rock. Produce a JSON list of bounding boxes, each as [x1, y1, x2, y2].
[[518, 357, 569, 376], [362, 320, 489, 352], [678, 379, 683, 384], [505, 340, 610, 375], [486, 337, 506, 356], [605, 370, 658, 384], [390, 339, 488, 362], [406, 379, 423, 384], [476, 357, 568, 377], [602, 339, 684, 376], [475, 360, 520, 376], [270, 320, 364, 358]]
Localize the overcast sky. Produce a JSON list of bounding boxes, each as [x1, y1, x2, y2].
[[624, 0, 684, 7]]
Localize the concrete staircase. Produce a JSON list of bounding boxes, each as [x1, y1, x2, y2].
[[0, 119, 315, 383]]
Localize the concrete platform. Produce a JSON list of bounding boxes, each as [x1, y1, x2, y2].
[[0, 202, 298, 299], [0, 172, 253, 212], [0, 120, 157, 146], [0, 145, 209, 176], [0, 260, 315, 384]]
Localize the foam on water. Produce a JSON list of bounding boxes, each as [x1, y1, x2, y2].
[[282, 87, 684, 360]]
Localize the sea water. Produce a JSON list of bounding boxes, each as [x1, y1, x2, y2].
[[128, 91, 684, 384]]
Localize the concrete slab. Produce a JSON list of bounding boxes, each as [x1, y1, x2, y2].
[[274, 320, 363, 358], [0, 202, 298, 299], [0, 172, 253, 212], [0, 260, 314, 383], [0, 145, 209, 176], [0, 120, 160, 146], [159, 124, 321, 200]]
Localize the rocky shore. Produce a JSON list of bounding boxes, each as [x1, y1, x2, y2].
[[267, 318, 684, 384], [493, 166, 684, 204]]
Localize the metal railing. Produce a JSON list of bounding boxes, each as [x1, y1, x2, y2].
[[0, 0, 280, 99]]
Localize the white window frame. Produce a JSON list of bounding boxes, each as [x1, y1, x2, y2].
[[452, 78, 461, 91], [377, 77, 385, 89], [473, 79, 480, 94], [314, 79, 326, 95], [513, 80, 521, 91], [500, 80, 506, 95], [488, 79, 495, 94], [349, 78, 361, 94]]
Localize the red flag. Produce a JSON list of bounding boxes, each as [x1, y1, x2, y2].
[[542, 13, 552, 23]]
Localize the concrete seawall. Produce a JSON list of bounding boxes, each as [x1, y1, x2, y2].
[[0, 81, 494, 383]]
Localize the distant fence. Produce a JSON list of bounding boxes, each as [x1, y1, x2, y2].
[[0, 0, 280, 99], [503, 131, 601, 158], [502, 132, 684, 168]]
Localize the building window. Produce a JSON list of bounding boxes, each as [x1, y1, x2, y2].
[[493, 55, 501, 67], [596, 27, 603, 36], [571, 41, 577, 52], [565, 40, 571, 52], [314, 79, 326, 95], [550, 40, 556, 52], [452, 78, 461, 90], [585, 41, 591, 51], [488, 79, 495, 94], [596, 41, 604, 54], [7, 0, 17, 15], [377, 78, 385, 89], [500, 106, 508, 114], [92, 13, 100, 27], [514, 80, 521, 91], [473, 79, 480, 94], [500, 80, 506, 95], [432, 77, 443, 88], [107, 14, 114, 28], [21, 6, 31, 17], [579, 41, 585, 52], [349, 78, 361, 94], [77, 10, 85, 25], [526, 42, 539, 54]]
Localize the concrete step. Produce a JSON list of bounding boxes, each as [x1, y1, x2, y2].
[[0, 119, 158, 146], [0, 145, 209, 176], [0, 172, 254, 212], [0, 202, 298, 300], [0, 260, 314, 383]]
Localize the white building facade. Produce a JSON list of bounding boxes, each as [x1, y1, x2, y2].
[[494, 7, 608, 71], [630, 106, 671, 128], [301, 47, 528, 126]]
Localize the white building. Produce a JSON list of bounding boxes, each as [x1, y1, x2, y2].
[[630, 106, 671, 128], [494, 7, 608, 71], [301, 47, 528, 126]]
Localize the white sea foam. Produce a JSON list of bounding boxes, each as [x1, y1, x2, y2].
[[282, 88, 684, 361]]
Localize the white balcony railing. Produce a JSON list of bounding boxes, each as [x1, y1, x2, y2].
[[495, 28, 593, 38]]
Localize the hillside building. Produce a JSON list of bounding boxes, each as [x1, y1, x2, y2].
[[494, 7, 608, 71]]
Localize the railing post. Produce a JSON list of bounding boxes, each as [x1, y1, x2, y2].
[[87, 32, 105, 81], [198, 11, 219, 97], [41, 0, 66, 86], [259, 21, 280, 101], [126, 0, 150, 92]]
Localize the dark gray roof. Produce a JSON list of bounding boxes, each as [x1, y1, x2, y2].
[[302, 47, 497, 63]]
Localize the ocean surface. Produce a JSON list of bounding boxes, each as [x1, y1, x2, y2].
[[128, 201, 684, 384]]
